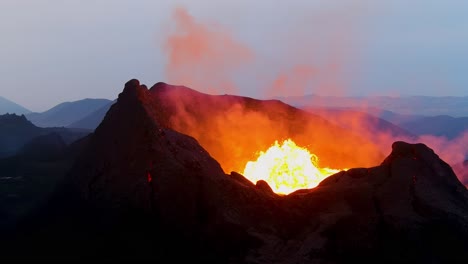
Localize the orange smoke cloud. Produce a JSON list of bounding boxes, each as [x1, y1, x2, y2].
[[152, 85, 384, 176], [268, 65, 316, 97], [304, 106, 468, 185], [159, 6, 468, 187], [164, 7, 252, 94], [416, 132, 468, 184]]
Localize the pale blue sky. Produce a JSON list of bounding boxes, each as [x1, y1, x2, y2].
[[1, 0, 467, 111]]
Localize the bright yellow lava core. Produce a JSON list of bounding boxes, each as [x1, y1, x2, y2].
[[243, 139, 342, 194]]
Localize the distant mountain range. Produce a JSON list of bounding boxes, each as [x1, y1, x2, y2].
[[26, 99, 112, 128], [359, 109, 468, 139], [5, 80, 466, 262], [303, 107, 415, 141], [68, 100, 115, 129], [275, 94, 468, 139], [3, 94, 468, 138], [0, 96, 31, 115], [398, 115, 468, 139], [277, 95, 468, 117], [301, 107, 468, 140], [0, 113, 91, 158]]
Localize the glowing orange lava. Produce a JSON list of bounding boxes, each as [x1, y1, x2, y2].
[[243, 139, 344, 194]]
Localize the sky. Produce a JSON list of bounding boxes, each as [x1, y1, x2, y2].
[[1, 0, 468, 111]]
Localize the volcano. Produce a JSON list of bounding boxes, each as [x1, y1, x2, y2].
[[3, 79, 468, 263]]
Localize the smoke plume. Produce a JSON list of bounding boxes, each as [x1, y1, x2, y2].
[[164, 7, 252, 95]]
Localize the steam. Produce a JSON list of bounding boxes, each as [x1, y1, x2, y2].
[[154, 85, 385, 176], [160, 6, 468, 186], [267, 65, 316, 97], [307, 107, 468, 184], [164, 7, 252, 94], [417, 131, 468, 185]]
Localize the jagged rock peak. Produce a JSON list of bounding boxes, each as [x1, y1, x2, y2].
[[0, 113, 28, 122], [382, 141, 435, 165], [119, 79, 149, 102]]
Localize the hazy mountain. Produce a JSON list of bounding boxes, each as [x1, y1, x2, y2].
[[398, 115, 468, 139], [0, 96, 31, 115], [303, 107, 415, 139], [3, 80, 467, 262], [281, 96, 468, 139], [277, 95, 468, 117], [67, 100, 115, 129], [361, 109, 468, 139], [0, 113, 91, 158], [373, 109, 425, 124], [26, 98, 112, 127]]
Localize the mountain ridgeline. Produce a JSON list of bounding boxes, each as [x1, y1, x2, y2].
[[0, 113, 90, 158], [278, 94, 468, 117], [25, 98, 112, 128], [2, 80, 467, 263]]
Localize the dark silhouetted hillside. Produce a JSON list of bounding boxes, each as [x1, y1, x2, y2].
[[26, 98, 111, 127], [0, 114, 41, 158], [18, 133, 67, 161], [0, 113, 91, 158], [0, 135, 90, 230], [1, 80, 468, 263]]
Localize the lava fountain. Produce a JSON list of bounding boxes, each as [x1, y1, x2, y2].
[[243, 139, 344, 194]]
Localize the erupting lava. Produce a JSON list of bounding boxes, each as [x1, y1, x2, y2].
[[243, 139, 343, 194]]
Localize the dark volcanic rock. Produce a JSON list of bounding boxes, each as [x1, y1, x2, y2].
[[4, 79, 468, 263], [19, 133, 67, 160], [66, 79, 278, 262], [296, 141, 468, 263]]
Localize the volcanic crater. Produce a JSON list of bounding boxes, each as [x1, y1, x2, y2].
[[4, 79, 468, 263]]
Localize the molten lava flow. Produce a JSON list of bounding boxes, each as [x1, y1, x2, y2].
[[243, 139, 343, 194]]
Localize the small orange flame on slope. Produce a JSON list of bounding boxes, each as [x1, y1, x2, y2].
[[243, 139, 344, 195]]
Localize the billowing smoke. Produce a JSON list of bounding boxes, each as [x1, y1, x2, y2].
[[153, 85, 385, 175], [267, 65, 316, 97], [164, 7, 252, 95], [160, 7, 467, 186], [417, 131, 468, 185], [303, 106, 468, 185]]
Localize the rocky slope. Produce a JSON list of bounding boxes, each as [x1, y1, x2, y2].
[[3, 80, 468, 263], [0, 113, 90, 158]]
